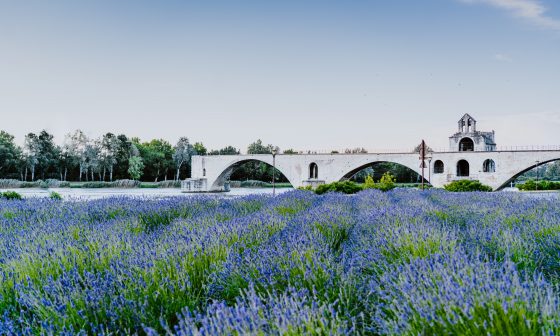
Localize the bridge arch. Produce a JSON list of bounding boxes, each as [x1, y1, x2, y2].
[[496, 157, 560, 190], [338, 160, 426, 183], [209, 158, 296, 190]]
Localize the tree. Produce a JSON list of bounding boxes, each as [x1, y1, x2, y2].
[[24, 133, 41, 181], [193, 142, 207, 156], [247, 139, 275, 154], [99, 133, 120, 181], [136, 139, 174, 182], [128, 156, 144, 180], [36, 130, 58, 179], [113, 134, 133, 180], [283, 149, 298, 154], [208, 146, 240, 155], [85, 141, 101, 181], [0, 131, 21, 177], [344, 147, 368, 154], [57, 144, 73, 181], [65, 130, 89, 181], [173, 137, 195, 180]]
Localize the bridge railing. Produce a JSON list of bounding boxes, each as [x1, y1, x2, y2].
[[200, 145, 560, 156], [495, 145, 560, 151]]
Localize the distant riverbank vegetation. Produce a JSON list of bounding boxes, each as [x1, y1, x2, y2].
[[516, 179, 560, 191], [0, 130, 291, 184]]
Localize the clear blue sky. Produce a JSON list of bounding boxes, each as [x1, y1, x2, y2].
[[0, 0, 559, 152]]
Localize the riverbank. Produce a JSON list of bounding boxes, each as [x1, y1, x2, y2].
[[0, 187, 294, 200]]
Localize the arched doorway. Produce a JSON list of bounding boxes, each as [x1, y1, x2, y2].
[[309, 162, 318, 179], [482, 159, 495, 173], [433, 160, 444, 174], [459, 138, 474, 151], [457, 160, 470, 177]]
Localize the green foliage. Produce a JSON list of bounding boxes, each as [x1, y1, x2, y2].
[[517, 179, 560, 191], [49, 191, 63, 200], [363, 172, 397, 191], [315, 181, 362, 195], [283, 149, 298, 154], [247, 139, 277, 154], [0, 179, 22, 188], [1, 191, 22, 200], [193, 142, 207, 156], [0, 131, 21, 175], [444, 180, 493, 192], [208, 146, 240, 155], [128, 156, 144, 181], [297, 185, 314, 191], [135, 139, 174, 182]]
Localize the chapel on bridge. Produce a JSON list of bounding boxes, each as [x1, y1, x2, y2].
[[449, 114, 496, 152]]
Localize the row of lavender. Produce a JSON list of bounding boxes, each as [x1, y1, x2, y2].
[[0, 190, 559, 334]]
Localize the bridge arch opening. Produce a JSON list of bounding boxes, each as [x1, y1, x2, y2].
[[433, 160, 444, 174], [341, 161, 426, 184], [482, 159, 495, 173], [211, 159, 294, 190], [498, 159, 560, 190], [457, 160, 470, 177], [309, 162, 318, 179], [459, 138, 474, 152]]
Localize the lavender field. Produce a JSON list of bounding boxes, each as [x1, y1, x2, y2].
[[1, 189, 559, 335]]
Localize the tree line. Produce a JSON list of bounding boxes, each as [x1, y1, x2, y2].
[[0, 130, 244, 182]]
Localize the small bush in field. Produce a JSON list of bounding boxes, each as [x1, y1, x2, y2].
[[49, 191, 63, 200], [363, 172, 397, 192], [1, 191, 22, 200], [315, 181, 362, 194], [444, 180, 492, 192]]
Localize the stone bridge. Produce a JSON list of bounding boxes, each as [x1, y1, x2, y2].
[[186, 149, 560, 192]]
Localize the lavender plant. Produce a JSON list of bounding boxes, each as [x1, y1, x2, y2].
[[0, 189, 559, 335]]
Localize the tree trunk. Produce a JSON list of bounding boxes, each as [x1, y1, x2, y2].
[[24, 167, 27, 181], [103, 167, 106, 181], [31, 166, 35, 181], [109, 167, 113, 182], [64, 167, 67, 181]]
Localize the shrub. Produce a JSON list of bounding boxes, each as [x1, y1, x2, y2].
[[1, 191, 22, 200], [517, 179, 560, 191], [20, 181, 41, 188], [59, 181, 71, 188], [0, 179, 22, 188], [363, 172, 397, 192], [315, 181, 362, 195], [444, 180, 492, 192], [49, 191, 63, 200], [157, 180, 181, 188], [81, 182, 116, 188], [240, 180, 269, 188], [297, 185, 314, 191], [45, 179, 61, 188], [113, 179, 141, 188]]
